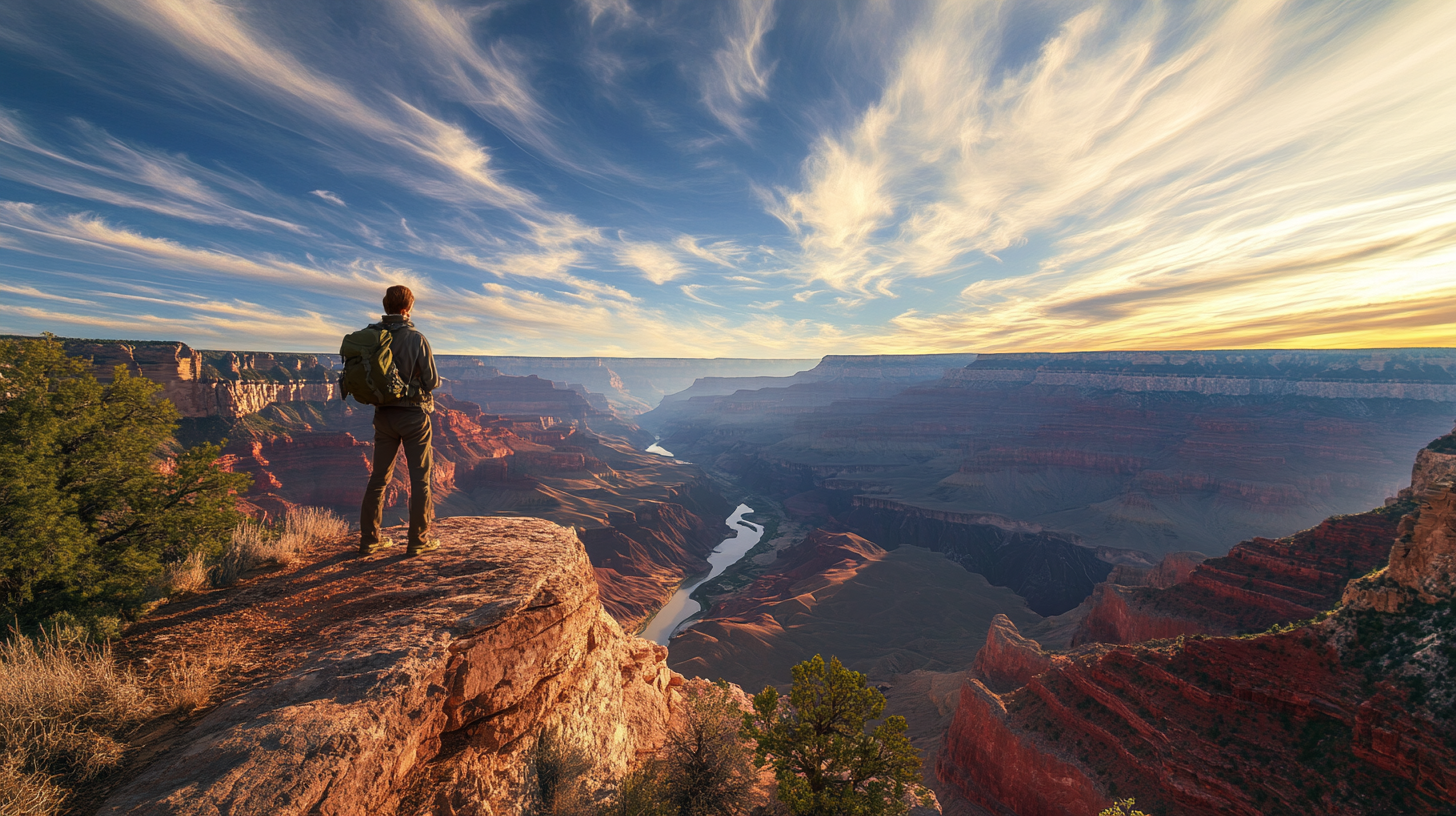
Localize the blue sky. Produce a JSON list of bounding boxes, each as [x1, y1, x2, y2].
[[1, 0, 1453, 356]]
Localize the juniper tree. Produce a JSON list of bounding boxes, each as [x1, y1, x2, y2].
[[743, 655, 931, 816], [0, 336, 249, 626]]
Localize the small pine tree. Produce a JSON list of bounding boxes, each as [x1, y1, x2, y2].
[[0, 336, 250, 626], [662, 681, 757, 815], [743, 655, 932, 816]]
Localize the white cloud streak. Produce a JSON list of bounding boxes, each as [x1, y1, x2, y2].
[[617, 241, 689, 285], [701, 0, 776, 138], [774, 0, 1456, 351]]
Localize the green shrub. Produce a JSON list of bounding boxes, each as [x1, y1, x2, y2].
[[743, 655, 932, 816], [661, 681, 757, 815], [0, 336, 250, 627]]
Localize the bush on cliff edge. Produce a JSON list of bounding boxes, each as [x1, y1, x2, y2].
[[744, 655, 932, 816], [0, 336, 250, 629]]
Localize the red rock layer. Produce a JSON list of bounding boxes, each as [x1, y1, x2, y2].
[[67, 340, 338, 420], [941, 619, 1456, 815], [972, 614, 1056, 693], [940, 481, 1456, 816], [1075, 507, 1404, 645]]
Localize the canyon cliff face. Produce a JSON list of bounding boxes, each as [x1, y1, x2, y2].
[[67, 340, 338, 420], [1074, 506, 1405, 645], [937, 476, 1456, 816], [212, 392, 730, 631], [59, 339, 737, 632], [101, 517, 685, 816]]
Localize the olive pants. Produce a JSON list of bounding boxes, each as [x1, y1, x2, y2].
[[360, 406, 433, 547]]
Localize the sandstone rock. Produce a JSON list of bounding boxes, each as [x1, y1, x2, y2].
[[939, 455, 1456, 815], [100, 517, 681, 816], [971, 615, 1055, 693], [66, 340, 338, 420], [1076, 508, 1401, 644], [1388, 478, 1456, 602], [1347, 478, 1456, 612]]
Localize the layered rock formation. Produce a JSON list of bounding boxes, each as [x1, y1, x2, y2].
[[937, 478, 1456, 815], [66, 340, 338, 420], [211, 392, 730, 630], [644, 349, 1456, 623], [102, 517, 684, 816], [1074, 506, 1405, 645], [950, 349, 1456, 400]]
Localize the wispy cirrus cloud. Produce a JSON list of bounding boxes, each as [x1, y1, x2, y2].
[[616, 240, 689, 285], [2, 0, 1453, 356], [772, 0, 1456, 352], [700, 0, 776, 139], [0, 110, 307, 232], [87, 0, 546, 216]]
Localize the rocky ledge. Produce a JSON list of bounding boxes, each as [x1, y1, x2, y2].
[[101, 517, 683, 816]]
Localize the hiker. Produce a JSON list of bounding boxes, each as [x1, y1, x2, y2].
[[349, 285, 442, 557]]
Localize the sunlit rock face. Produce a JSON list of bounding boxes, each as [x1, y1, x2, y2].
[[99, 517, 685, 816], [67, 340, 339, 420], [937, 467, 1456, 816], [59, 339, 737, 632]]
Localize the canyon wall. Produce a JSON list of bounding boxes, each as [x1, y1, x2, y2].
[[67, 340, 338, 420], [100, 517, 685, 815], [937, 476, 1456, 816], [1074, 505, 1406, 645], [213, 392, 730, 631]]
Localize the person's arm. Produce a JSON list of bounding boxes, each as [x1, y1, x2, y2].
[[418, 333, 442, 392]]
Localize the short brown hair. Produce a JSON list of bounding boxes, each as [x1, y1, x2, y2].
[[383, 285, 414, 315]]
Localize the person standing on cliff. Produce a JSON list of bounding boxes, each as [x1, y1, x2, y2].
[[358, 285, 442, 557]]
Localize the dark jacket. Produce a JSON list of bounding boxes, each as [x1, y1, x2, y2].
[[374, 314, 441, 411]]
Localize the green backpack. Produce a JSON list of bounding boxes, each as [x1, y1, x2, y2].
[[338, 325, 409, 405]]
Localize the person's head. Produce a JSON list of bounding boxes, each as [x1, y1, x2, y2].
[[383, 285, 414, 316]]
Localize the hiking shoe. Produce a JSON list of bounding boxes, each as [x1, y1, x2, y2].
[[406, 539, 441, 557], [359, 538, 396, 556]]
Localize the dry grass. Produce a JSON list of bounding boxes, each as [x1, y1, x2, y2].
[[157, 647, 231, 716], [162, 550, 210, 597], [283, 506, 349, 545], [0, 753, 66, 816], [0, 628, 153, 814], [211, 508, 348, 586]]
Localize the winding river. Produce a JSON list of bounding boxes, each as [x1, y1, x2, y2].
[[639, 503, 763, 646]]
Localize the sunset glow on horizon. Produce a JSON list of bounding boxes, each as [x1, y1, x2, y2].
[[1, 0, 1453, 356]]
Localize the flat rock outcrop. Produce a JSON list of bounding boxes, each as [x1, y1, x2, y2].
[[101, 517, 682, 816]]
